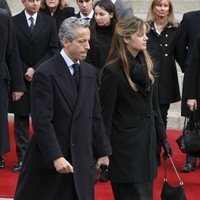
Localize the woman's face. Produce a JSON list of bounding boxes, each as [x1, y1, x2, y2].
[[45, 0, 59, 9], [153, 0, 170, 18], [125, 26, 148, 57], [94, 5, 113, 27]]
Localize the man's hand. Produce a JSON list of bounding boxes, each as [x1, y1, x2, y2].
[[25, 67, 35, 81], [187, 99, 197, 111], [53, 157, 74, 174], [12, 91, 24, 101], [96, 156, 109, 169]]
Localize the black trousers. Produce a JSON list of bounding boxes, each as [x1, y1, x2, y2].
[[111, 181, 153, 200], [14, 114, 30, 162]]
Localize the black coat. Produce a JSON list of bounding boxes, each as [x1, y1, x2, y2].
[[85, 24, 114, 75], [14, 52, 112, 200], [9, 10, 58, 116], [40, 6, 75, 31], [175, 11, 200, 116], [99, 52, 166, 183], [147, 22, 180, 104], [183, 34, 200, 117], [0, 9, 25, 155]]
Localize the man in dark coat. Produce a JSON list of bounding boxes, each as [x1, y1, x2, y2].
[[75, 0, 94, 23], [14, 16, 111, 200], [10, 0, 58, 172], [176, 10, 200, 172], [0, 9, 25, 169]]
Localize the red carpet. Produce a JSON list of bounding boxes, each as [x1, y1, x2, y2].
[[0, 123, 200, 199]]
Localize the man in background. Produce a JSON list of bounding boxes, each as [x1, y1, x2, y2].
[[10, 0, 58, 172]]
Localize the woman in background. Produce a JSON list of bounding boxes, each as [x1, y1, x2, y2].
[[40, 0, 75, 31], [146, 0, 180, 165], [85, 0, 117, 83], [99, 16, 172, 199]]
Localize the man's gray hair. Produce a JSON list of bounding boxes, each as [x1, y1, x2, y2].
[[59, 17, 90, 42]]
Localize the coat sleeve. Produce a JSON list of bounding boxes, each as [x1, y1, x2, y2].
[[5, 12, 25, 91], [99, 66, 118, 139], [92, 76, 112, 158], [175, 13, 189, 72], [31, 69, 63, 163], [152, 80, 167, 142]]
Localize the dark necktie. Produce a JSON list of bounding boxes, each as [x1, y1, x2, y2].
[[29, 16, 34, 32], [72, 63, 80, 89]]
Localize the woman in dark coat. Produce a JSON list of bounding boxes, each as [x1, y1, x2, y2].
[[99, 16, 172, 200], [40, 0, 75, 31], [146, 0, 180, 165], [85, 0, 117, 83]]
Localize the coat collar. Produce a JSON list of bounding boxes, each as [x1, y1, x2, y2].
[[53, 52, 94, 118], [16, 11, 47, 40]]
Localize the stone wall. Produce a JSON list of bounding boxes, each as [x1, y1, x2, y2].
[[7, 0, 199, 129]]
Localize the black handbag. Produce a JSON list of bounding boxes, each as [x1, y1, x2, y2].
[[176, 111, 200, 157], [161, 157, 187, 200]]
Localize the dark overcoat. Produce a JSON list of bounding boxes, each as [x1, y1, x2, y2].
[[14, 52, 112, 200], [9, 10, 58, 116], [0, 9, 25, 155], [40, 6, 75, 31], [99, 54, 166, 183], [183, 34, 200, 118], [175, 11, 200, 116], [147, 22, 180, 104]]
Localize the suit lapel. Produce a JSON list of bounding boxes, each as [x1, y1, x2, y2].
[[31, 12, 46, 40], [73, 62, 93, 119], [53, 53, 78, 112], [16, 11, 32, 39]]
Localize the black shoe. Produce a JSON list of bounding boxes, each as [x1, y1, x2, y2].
[[0, 159, 5, 169], [182, 163, 196, 173], [12, 161, 23, 172]]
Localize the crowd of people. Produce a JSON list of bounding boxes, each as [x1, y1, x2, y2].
[[0, 0, 199, 199]]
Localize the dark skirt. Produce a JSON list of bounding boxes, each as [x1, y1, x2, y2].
[[111, 181, 153, 200]]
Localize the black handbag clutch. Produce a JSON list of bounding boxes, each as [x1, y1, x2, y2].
[[176, 111, 200, 157], [161, 157, 187, 200]]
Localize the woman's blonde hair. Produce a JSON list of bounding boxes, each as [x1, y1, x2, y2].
[[104, 16, 154, 91], [40, 0, 68, 10], [146, 0, 178, 27]]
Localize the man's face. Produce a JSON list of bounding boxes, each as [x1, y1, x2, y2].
[[76, 0, 94, 17], [63, 27, 90, 63], [22, 0, 41, 15]]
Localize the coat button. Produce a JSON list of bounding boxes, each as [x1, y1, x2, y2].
[[165, 44, 168, 47], [165, 34, 168, 37], [165, 54, 168, 56], [160, 44, 162, 46], [70, 142, 74, 146]]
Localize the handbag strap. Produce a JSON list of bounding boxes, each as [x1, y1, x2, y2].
[[164, 156, 184, 185]]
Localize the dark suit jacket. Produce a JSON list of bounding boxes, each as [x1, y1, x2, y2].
[[99, 53, 166, 183], [10, 10, 58, 115], [183, 34, 200, 117], [14, 52, 112, 200], [40, 6, 75, 31], [175, 10, 200, 116], [0, 9, 25, 155]]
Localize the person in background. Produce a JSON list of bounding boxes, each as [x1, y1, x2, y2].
[[176, 9, 200, 173], [9, 0, 58, 173], [94, 0, 133, 20], [85, 0, 117, 83], [75, 0, 94, 23], [146, 0, 180, 166], [0, 0, 11, 15], [99, 16, 172, 200], [0, 9, 25, 169], [40, 0, 75, 31], [14, 16, 111, 200]]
